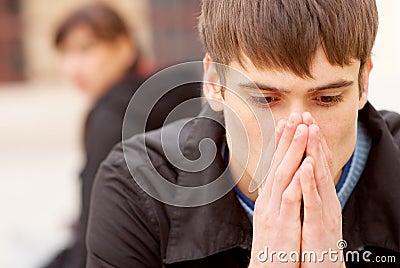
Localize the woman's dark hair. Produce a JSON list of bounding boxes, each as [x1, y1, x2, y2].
[[54, 3, 131, 47]]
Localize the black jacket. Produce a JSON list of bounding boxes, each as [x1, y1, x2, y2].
[[86, 102, 400, 268]]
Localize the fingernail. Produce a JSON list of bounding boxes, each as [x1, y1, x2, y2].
[[305, 112, 313, 124], [275, 121, 281, 131], [295, 125, 302, 137], [277, 120, 285, 131], [303, 157, 313, 168]]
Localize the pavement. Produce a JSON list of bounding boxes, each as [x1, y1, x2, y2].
[[0, 82, 89, 268]]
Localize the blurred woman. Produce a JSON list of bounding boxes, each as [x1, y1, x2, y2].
[[44, 4, 147, 268], [43, 3, 201, 267]]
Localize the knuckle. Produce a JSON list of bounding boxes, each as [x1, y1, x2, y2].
[[274, 168, 289, 182], [282, 190, 297, 205], [303, 222, 324, 236], [318, 177, 329, 189], [330, 208, 343, 225], [331, 215, 342, 227], [254, 199, 273, 215], [305, 196, 322, 209], [274, 168, 281, 179], [254, 210, 276, 228]]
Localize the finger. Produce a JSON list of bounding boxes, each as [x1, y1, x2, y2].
[[268, 124, 308, 211], [256, 138, 276, 195], [258, 119, 285, 194], [307, 124, 337, 203], [320, 134, 334, 174], [260, 113, 302, 201], [316, 130, 342, 216], [251, 120, 285, 195], [280, 168, 302, 223], [271, 113, 302, 172], [275, 119, 286, 148], [302, 112, 332, 172], [300, 157, 323, 223], [257, 119, 285, 194], [302, 112, 315, 126]]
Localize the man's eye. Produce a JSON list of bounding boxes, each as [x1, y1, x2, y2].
[[315, 95, 344, 107], [249, 95, 279, 107]]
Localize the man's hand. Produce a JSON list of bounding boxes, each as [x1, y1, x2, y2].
[[299, 113, 344, 268], [249, 113, 306, 267]]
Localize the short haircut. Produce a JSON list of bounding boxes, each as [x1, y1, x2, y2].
[[55, 3, 130, 48], [198, 0, 378, 80]]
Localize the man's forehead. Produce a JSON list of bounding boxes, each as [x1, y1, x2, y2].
[[223, 51, 361, 92]]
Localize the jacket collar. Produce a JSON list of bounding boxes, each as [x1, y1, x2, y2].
[[343, 102, 400, 252], [164, 102, 400, 264], [163, 105, 253, 264]]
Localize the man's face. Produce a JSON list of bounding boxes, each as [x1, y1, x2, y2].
[[205, 47, 370, 185]]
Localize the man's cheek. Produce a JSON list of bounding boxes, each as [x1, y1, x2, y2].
[[325, 124, 356, 179]]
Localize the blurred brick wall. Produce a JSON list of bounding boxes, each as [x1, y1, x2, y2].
[[0, 0, 25, 82], [150, 0, 202, 69], [21, 0, 152, 81]]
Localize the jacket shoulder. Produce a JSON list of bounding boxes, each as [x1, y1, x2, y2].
[[86, 120, 192, 266], [86, 139, 163, 267], [379, 110, 400, 147]]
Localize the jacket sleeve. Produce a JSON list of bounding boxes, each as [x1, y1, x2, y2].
[[86, 151, 161, 268], [81, 107, 124, 226]]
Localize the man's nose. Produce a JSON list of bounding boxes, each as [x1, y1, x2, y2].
[[281, 102, 308, 122], [277, 103, 316, 126], [287, 101, 309, 116]]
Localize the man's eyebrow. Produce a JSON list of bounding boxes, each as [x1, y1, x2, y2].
[[238, 80, 354, 93], [307, 80, 354, 93], [237, 82, 290, 93]]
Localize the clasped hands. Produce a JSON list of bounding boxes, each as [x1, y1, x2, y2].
[[250, 112, 345, 268]]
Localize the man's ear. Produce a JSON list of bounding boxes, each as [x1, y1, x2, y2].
[[359, 57, 373, 110], [203, 54, 224, 112]]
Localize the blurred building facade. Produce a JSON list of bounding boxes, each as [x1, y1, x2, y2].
[[0, 0, 24, 82], [0, 0, 203, 83], [1, 0, 399, 87], [150, 0, 202, 68], [22, 0, 153, 82]]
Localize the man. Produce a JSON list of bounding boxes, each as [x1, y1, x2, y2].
[[86, 0, 400, 267]]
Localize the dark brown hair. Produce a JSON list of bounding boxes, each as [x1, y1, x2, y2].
[[55, 3, 130, 47], [198, 0, 378, 79]]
